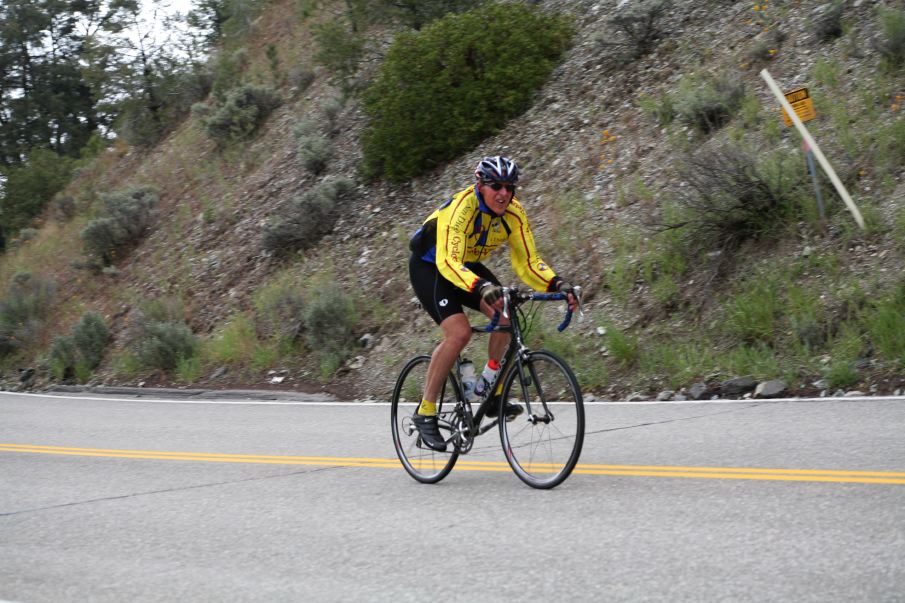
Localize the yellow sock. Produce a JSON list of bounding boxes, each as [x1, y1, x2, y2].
[[417, 399, 437, 416]]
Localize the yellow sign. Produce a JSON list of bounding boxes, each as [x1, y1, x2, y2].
[[781, 87, 816, 126]]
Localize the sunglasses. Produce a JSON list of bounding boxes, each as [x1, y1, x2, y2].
[[485, 181, 516, 193]]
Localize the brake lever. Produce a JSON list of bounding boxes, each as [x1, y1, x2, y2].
[[573, 285, 585, 321], [502, 286, 510, 320]]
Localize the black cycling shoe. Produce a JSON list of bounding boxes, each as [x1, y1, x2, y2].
[[484, 395, 524, 421], [412, 414, 448, 452]]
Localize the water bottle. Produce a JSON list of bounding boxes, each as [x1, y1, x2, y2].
[[473, 359, 501, 398], [459, 359, 478, 402]]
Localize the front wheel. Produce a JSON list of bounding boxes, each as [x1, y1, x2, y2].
[[391, 355, 460, 483], [499, 350, 584, 489]]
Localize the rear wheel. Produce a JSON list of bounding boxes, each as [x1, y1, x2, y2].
[[499, 351, 584, 489], [391, 355, 460, 483]]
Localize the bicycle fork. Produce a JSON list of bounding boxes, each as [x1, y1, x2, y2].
[[515, 354, 555, 425]]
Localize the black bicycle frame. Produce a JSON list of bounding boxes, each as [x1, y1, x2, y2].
[[442, 294, 557, 450]]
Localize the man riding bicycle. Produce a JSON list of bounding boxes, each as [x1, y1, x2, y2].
[[408, 155, 578, 452]]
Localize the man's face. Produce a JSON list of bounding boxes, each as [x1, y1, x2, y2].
[[478, 180, 515, 216]]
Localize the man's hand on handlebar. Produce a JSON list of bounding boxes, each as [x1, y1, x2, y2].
[[479, 282, 504, 311], [556, 280, 580, 313]]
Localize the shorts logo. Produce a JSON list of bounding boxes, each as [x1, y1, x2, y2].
[[538, 263, 548, 271], [439, 299, 449, 307]]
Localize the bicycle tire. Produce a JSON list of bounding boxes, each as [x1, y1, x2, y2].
[[499, 350, 584, 489], [390, 355, 460, 483]]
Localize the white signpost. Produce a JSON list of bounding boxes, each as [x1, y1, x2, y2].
[[760, 69, 865, 230]]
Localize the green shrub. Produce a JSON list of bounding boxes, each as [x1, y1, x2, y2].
[[206, 313, 258, 365], [304, 282, 357, 377], [814, 1, 844, 42], [52, 194, 77, 222], [81, 186, 159, 265], [824, 361, 860, 390], [604, 0, 672, 60], [126, 299, 198, 372], [361, 3, 573, 181], [660, 138, 807, 251], [72, 312, 110, 368], [211, 48, 250, 102], [288, 65, 316, 94], [253, 276, 305, 342], [151, 322, 197, 370], [298, 134, 332, 174], [674, 73, 746, 135], [292, 118, 318, 138], [312, 18, 366, 92], [49, 336, 78, 381], [50, 312, 110, 381], [176, 354, 204, 382], [323, 98, 343, 130], [17, 228, 39, 242], [877, 7, 905, 71], [200, 85, 282, 146], [134, 321, 198, 372], [191, 102, 212, 120], [637, 90, 675, 126], [261, 177, 355, 256], [0, 273, 57, 357]]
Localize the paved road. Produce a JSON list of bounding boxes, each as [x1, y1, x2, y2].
[[2, 391, 904, 602]]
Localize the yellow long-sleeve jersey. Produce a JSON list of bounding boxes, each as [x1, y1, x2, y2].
[[409, 185, 560, 294]]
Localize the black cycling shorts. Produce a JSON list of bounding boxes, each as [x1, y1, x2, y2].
[[409, 255, 500, 325]]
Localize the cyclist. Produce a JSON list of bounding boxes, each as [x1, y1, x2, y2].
[[408, 155, 578, 452]]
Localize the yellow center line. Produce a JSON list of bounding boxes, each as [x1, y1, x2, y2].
[[3, 444, 904, 484]]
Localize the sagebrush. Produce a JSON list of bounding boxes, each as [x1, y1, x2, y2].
[[0, 273, 57, 357], [657, 138, 807, 251], [261, 177, 355, 256], [50, 312, 110, 381], [199, 85, 282, 146], [124, 299, 198, 372], [81, 186, 159, 265]]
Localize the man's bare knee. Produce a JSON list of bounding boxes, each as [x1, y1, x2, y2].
[[444, 327, 471, 350], [440, 314, 472, 351]]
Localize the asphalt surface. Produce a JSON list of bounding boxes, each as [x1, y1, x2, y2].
[[2, 390, 904, 602]]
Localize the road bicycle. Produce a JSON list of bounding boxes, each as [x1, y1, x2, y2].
[[390, 287, 585, 489]]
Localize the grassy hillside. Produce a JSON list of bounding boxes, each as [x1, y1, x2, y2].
[[1, 0, 904, 400]]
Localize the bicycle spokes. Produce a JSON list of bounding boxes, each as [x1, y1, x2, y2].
[[499, 351, 584, 489], [391, 356, 459, 483]]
